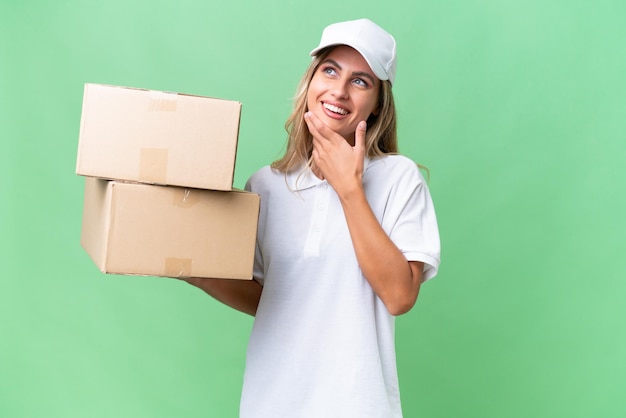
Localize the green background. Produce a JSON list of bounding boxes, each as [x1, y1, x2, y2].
[[2, 0, 625, 416]]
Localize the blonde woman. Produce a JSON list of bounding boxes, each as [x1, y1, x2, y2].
[[185, 18, 441, 418]]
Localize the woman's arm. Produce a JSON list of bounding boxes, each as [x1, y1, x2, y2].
[[334, 188, 423, 315], [181, 277, 262, 316], [305, 113, 421, 316]]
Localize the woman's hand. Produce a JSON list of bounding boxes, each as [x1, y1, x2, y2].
[[304, 111, 366, 198]]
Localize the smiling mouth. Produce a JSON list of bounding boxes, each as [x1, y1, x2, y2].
[[323, 102, 349, 115]]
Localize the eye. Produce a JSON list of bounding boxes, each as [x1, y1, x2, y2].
[[321, 66, 338, 76], [353, 78, 369, 88]]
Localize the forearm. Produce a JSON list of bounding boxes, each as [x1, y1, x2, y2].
[[338, 186, 422, 316], [182, 277, 262, 316], [304, 112, 422, 313]]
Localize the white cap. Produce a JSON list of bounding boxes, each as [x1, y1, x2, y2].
[[310, 18, 397, 85]]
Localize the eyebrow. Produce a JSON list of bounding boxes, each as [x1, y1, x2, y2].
[[322, 58, 377, 86]]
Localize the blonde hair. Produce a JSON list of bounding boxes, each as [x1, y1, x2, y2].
[[271, 47, 398, 173]]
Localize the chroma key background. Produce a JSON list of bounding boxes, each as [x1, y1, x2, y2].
[[1, 0, 624, 417]]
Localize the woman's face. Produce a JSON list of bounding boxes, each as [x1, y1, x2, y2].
[[306, 45, 380, 142]]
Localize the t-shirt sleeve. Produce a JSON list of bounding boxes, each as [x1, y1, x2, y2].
[[383, 160, 441, 282]]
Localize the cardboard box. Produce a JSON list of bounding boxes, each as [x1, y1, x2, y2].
[[80, 178, 259, 280], [76, 83, 242, 191]]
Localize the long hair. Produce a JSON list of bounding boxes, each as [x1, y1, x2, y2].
[[271, 47, 398, 173]]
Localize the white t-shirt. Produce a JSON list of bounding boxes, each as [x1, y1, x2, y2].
[[241, 155, 440, 418]]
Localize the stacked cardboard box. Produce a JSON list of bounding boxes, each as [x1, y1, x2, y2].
[[76, 83, 259, 280]]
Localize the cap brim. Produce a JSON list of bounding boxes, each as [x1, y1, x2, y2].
[[309, 43, 389, 82]]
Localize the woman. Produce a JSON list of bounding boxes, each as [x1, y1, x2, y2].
[[186, 18, 440, 418]]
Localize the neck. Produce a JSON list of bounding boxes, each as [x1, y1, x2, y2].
[[311, 162, 325, 180]]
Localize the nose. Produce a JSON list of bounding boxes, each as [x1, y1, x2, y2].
[[330, 80, 349, 99]]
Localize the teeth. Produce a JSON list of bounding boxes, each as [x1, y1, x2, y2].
[[323, 102, 348, 115]]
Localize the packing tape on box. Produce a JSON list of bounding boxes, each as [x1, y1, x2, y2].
[[148, 91, 177, 112], [139, 148, 168, 184], [174, 188, 200, 208], [165, 257, 192, 278]]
